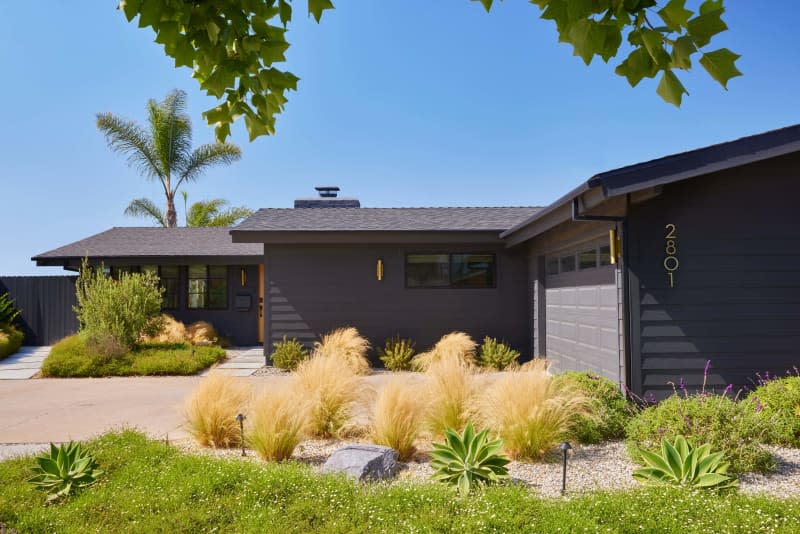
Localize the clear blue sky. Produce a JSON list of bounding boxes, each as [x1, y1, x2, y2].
[[1, 1, 798, 275]]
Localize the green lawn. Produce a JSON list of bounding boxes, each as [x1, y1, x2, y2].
[[40, 335, 226, 377], [0, 431, 798, 533]]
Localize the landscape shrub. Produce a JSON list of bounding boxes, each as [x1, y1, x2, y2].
[[293, 353, 365, 438], [750, 375, 800, 447], [74, 260, 163, 350], [477, 337, 520, 370], [144, 314, 187, 343], [0, 291, 21, 326], [248, 386, 309, 461], [554, 371, 633, 444], [143, 314, 221, 346], [2, 431, 800, 533], [185, 321, 218, 345], [184, 372, 251, 448], [0, 324, 24, 360], [313, 327, 371, 375], [412, 332, 477, 371], [377, 336, 416, 371], [270, 336, 309, 371], [479, 360, 593, 460], [369, 377, 424, 460], [626, 393, 775, 474], [41, 334, 225, 377], [422, 356, 478, 437]]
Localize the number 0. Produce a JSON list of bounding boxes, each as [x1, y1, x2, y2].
[[664, 256, 680, 272]]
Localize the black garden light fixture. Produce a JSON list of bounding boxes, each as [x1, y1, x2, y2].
[[559, 441, 572, 495], [236, 413, 246, 456]]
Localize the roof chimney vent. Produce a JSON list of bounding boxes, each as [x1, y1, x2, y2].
[[294, 186, 360, 208], [315, 186, 339, 198]]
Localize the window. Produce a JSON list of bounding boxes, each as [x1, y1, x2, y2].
[[599, 245, 612, 266], [560, 254, 576, 273], [406, 253, 495, 288], [546, 257, 559, 276], [141, 265, 179, 309], [188, 265, 228, 309], [579, 249, 598, 270]]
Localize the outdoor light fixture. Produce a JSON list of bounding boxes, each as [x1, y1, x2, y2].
[[241, 267, 247, 287], [236, 413, 246, 456], [376, 258, 384, 281], [560, 441, 572, 495], [609, 229, 619, 265]]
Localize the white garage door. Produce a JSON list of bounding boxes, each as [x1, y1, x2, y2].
[[544, 241, 621, 382]]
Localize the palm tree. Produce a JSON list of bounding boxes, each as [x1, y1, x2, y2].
[[97, 89, 241, 227], [123, 195, 253, 228]]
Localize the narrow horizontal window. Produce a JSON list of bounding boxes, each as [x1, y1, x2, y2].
[[406, 254, 449, 288], [560, 254, 576, 273], [545, 257, 560, 276], [406, 253, 495, 288], [579, 249, 597, 270], [451, 254, 495, 288]]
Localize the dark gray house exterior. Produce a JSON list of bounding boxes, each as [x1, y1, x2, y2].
[[28, 124, 800, 397]]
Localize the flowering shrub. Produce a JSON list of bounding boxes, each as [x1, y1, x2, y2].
[[554, 371, 633, 444], [750, 374, 800, 447], [626, 392, 774, 474]]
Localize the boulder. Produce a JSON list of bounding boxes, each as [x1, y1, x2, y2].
[[322, 444, 399, 481]]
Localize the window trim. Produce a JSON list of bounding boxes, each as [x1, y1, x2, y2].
[[188, 265, 229, 310], [404, 252, 497, 289]]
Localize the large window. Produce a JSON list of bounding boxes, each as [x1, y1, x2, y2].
[[115, 265, 179, 309], [188, 265, 228, 309], [406, 253, 495, 288]]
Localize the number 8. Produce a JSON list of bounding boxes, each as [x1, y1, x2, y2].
[[665, 240, 676, 255]]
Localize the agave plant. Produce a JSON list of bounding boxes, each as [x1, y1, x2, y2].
[[28, 442, 103, 502], [633, 435, 737, 491], [430, 422, 510, 495]]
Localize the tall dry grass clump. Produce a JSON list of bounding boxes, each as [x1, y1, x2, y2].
[[369, 377, 424, 460], [412, 332, 476, 371], [248, 386, 309, 461], [313, 327, 371, 375], [479, 359, 594, 460], [146, 314, 187, 343], [293, 353, 365, 438], [184, 372, 251, 448], [422, 357, 478, 437]]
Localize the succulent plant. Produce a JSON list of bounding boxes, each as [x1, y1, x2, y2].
[[633, 435, 737, 491], [430, 422, 510, 495], [28, 442, 103, 502]]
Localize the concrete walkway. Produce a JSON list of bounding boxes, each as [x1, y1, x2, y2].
[[202, 346, 264, 376], [0, 346, 50, 380]]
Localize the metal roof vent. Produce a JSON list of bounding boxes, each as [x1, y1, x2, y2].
[[294, 186, 361, 208]]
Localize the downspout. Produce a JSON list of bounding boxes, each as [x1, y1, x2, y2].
[[570, 195, 632, 394]]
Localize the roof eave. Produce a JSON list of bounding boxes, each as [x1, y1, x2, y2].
[[230, 229, 508, 245]]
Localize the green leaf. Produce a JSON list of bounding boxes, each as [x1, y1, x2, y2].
[[206, 21, 220, 45], [687, 7, 727, 48], [656, 69, 688, 107], [278, 0, 293, 27], [119, 0, 142, 22], [308, 0, 334, 23], [694, 472, 731, 488], [640, 28, 671, 67], [473, 0, 493, 12], [137, 0, 161, 29], [670, 36, 696, 69], [173, 39, 195, 68], [699, 48, 742, 89], [615, 47, 657, 87], [658, 0, 693, 32]]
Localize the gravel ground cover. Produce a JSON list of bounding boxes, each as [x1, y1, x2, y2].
[[177, 438, 800, 499]]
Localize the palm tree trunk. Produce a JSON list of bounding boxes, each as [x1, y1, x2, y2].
[[165, 194, 178, 228]]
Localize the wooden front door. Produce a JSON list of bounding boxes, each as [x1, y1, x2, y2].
[[258, 264, 265, 344]]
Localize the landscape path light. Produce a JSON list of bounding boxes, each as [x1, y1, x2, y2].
[[559, 441, 572, 495], [236, 413, 246, 456]]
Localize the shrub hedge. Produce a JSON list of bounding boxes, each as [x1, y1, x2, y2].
[[554, 371, 633, 444], [0, 324, 24, 360], [41, 334, 225, 377], [626, 393, 775, 474], [751, 376, 800, 447]]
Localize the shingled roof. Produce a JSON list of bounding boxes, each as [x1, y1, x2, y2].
[[233, 207, 540, 233], [32, 227, 263, 264]]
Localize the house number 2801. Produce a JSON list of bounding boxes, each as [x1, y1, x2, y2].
[[664, 223, 679, 287]]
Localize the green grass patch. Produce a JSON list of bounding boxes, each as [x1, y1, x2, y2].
[[40, 334, 225, 377], [1, 431, 799, 533], [0, 324, 24, 360]]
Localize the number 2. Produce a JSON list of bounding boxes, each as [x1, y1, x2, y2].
[[665, 223, 677, 239]]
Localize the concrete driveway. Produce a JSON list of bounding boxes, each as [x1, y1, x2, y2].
[[0, 373, 405, 444], [0, 346, 50, 379]]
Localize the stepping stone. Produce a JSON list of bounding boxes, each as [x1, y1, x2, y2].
[[322, 444, 399, 481]]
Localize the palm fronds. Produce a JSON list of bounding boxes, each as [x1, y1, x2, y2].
[[124, 198, 167, 227], [186, 198, 253, 227]]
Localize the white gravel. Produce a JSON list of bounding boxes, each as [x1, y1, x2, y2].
[[177, 438, 800, 499], [0, 443, 49, 461]]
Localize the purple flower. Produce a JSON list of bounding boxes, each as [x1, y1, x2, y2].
[[704, 360, 711, 377], [752, 396, 763, 413], [723, 384, 733, 396], [679, 377, 686, 390]]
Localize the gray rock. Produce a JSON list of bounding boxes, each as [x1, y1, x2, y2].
[[322, 444, 399, 481]]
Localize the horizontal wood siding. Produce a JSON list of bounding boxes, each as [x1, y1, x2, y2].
[[627, 152, 800, 398], [265, 244, 530, 364]]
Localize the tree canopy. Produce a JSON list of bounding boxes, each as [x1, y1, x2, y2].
[[118, 0, 741, 143]]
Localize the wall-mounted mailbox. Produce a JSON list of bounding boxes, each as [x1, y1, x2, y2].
[[234, 294, 252, 311]]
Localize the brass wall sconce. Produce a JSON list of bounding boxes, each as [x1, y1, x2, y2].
[[376, 259, 384, 281], [241, 267, 247, 287]]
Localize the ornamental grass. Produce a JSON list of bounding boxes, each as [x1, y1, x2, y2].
[[313, 327, 371, 375], [248, 386, 309, 461], [369, 377, 425, 460], [184, 372, 251, 448], [479, 359, 594, 460], [412, 331, 477, 371], [422, 356, 478, 437]]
